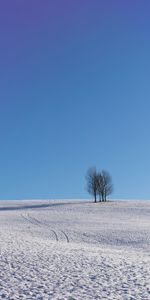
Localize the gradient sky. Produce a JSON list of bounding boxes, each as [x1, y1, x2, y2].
[[0, 1, 150, 200]]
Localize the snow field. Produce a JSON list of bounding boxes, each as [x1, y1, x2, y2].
[[0, 199, 150, 299]]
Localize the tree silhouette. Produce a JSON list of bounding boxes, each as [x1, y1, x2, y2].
[[86, 167, 98, 203], [86, 168, 113, 202]]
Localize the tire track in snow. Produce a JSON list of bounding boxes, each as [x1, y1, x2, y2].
[[21, 214, 69, 243], [21, 214, 58, 242], [27, 214, 59, 241], [60, 231, 69, 243], [51, 230, 58, 242], [28, 214, 69, 243]]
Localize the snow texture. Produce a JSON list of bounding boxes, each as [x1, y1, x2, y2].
[[0, 199, 150, 299]]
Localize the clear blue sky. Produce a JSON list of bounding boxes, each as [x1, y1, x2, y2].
[[0, 1, 150, 200]]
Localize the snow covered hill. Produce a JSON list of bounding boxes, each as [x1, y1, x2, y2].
[[0, 199, 150, 299]]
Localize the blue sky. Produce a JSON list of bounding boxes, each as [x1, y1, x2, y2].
[[0, 1, 150, 199]]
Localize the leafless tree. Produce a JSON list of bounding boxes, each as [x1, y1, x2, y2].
[[86, 167, 98, 203], [86, 168, 113, 202], [97, 173, 104, 202], [101, 170, 113, 201]]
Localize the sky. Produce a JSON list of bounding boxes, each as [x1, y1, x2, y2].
[[0, 0, 150, 200]]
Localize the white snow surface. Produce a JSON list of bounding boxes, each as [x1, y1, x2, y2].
[[0, 199, 150, 299]]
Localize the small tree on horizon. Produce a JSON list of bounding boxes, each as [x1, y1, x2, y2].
[[99, 170, 113, 201], [97, 173, 103, 202], [86, 168, 113, 202], [86, 167, 98, 203]]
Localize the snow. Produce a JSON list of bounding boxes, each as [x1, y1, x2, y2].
[[0, 199, 150, 299]]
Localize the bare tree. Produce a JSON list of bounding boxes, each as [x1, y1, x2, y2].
[[101, 170, 113, 201], [97, 173, 102, 201], [86, 168, 113, 202], [86, 167, 98, 203]]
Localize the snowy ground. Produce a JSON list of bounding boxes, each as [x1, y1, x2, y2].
[[0, 199, 150, 300]]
